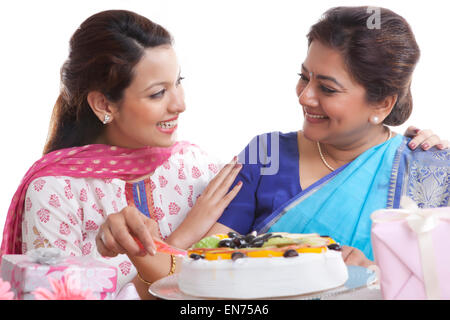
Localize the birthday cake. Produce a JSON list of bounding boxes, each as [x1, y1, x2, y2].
[[178, 232, 349, 299]]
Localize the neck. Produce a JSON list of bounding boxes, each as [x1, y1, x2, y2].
[[318, 126, 392, 168]]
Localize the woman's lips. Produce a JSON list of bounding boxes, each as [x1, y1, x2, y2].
[[157, 117, 178, 134], [304, 110, 329, 123]]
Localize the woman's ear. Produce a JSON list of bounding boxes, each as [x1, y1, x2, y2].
[[87, 91, 115, 124], [371, 94, 398, 123]]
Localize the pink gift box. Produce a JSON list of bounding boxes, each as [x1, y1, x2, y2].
[[0, 252, 117, 300], [371, 206, 450, 300]]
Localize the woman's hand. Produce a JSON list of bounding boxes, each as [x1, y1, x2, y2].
[[96, 206, 158, 258], [341, 245, 374, 268], [167, 157, 243, 249], [404, 126, 449, 150]]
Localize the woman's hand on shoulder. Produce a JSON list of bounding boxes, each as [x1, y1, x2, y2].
[[341, 245, 374, 268], [167, 157, 243, 249], [404, 126, 449, 150], [96, 206, 158, 258]]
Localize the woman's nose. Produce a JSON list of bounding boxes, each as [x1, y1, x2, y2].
[[298, 82, 319, 108], [168, 89, 186, 114]]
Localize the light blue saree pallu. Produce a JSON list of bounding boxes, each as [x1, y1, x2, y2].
[[255, 135, 450, 260]]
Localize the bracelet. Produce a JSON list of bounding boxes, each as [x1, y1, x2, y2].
[[137, 271, 153, 286], [136, 254, 176, 286], [168, 254, 177, 276]]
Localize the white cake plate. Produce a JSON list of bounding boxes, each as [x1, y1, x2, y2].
[[149, 265, 378, 300]]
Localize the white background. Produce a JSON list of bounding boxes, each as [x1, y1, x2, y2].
[[1, 0, 449, 237]]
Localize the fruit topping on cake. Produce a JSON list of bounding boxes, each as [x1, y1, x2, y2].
[[188, 232, 340, 260]]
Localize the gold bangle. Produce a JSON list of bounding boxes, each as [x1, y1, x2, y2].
[[136, 254, 176, 286], [168, 254, 176, 276], [137, 271, 153, 286]]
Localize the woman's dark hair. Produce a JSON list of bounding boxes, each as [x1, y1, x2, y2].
[[307, 6, 420, 126], [43, 10, 172, 154]]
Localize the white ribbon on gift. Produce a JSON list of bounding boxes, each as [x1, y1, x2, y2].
[[26, 248, 66, 265], [372, 196, 450, 299], [400, 197, 443, 300]]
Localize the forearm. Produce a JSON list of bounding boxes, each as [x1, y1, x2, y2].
[[205, 222, 234, 237], [165, 224, 198, 250], [129, 253, 181, 300]]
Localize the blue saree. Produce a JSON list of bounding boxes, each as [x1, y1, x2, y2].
[[218, 132, 450, 261]]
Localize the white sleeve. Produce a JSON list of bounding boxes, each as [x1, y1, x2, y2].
[[22, 176, 85, 256]]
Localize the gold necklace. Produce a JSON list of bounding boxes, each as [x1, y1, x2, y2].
[[317, 128, 392, 172]]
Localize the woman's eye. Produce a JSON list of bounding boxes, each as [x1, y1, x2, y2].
[[298, 73, 309, 82], [150, 89, 166, 99], [320, 85, 337, 94], [176, 76, 185, 86]]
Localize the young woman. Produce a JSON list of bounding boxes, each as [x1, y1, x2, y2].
[[0, 10, 242, 299]]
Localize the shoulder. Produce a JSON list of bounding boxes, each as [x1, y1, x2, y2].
[[164, 141, 221, 179], [244, 131, 297, 149], [171, 141, 214, 160], [27, 176, 73, 195], [399, 136, 450, 165], [239, 131, 297, 163]]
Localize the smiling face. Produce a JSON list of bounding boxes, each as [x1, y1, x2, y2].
[[102, 45, 185, 149], [296, 40, 377, 147]]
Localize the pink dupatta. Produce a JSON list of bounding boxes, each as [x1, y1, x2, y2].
[[1, 141, 191, 256]]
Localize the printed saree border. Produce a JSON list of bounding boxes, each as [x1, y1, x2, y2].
[[386, 136, 409, 209]]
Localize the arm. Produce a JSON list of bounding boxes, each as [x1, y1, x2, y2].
[[23, 177, 84, 255], [206, 222, 235, 237], [165, 157, 243, 249], [341, 246, 375, 268], [96, 158, 243, 299]]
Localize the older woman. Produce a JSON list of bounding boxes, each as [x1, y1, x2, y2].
[[209, 6, 450, 266]]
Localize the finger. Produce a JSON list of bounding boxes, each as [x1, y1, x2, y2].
[[346, 253, 372, 268], [437, 140, 449, 150], [202, 156, 238, 197], [343, 250, 362, 266], [95, 231, 118, 258], [96, 223, 124, 257], [124, 208, 157, 256], [404, 125, 420, 138], [418, 134, 440, 150], [340, 245, 353, 261], [109, 217, 144, 256], [361, 259, 375, 269], [408, 129, 433, 150], [101, 224, 128, 255], [219, 181, 243, 210], [212, 163, 243, 199]]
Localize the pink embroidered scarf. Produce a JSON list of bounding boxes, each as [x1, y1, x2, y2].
[[1, 141, 191, 256]]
